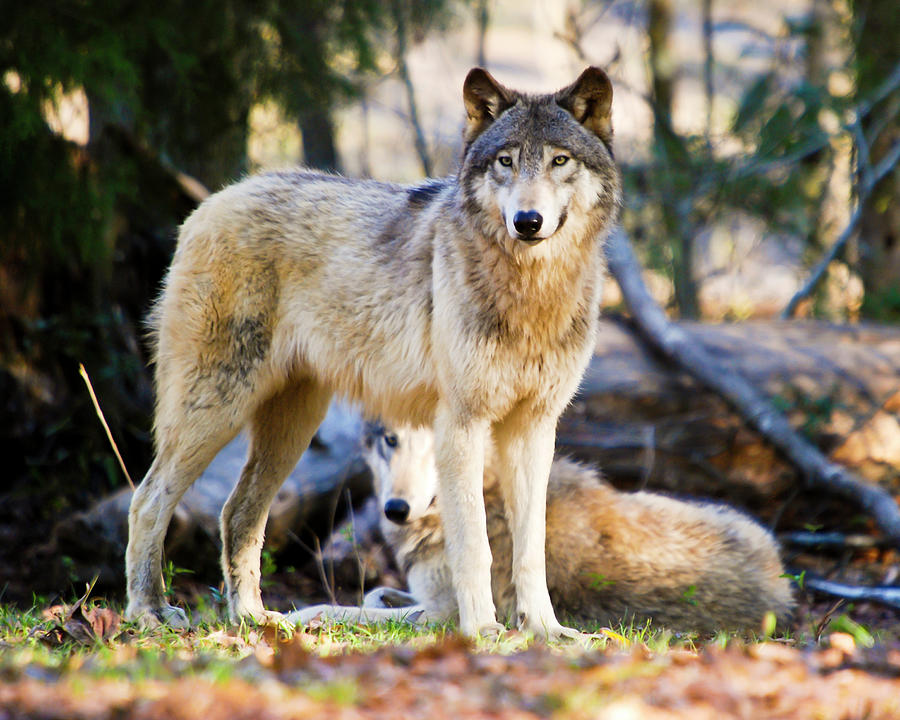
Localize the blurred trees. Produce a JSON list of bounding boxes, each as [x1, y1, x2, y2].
[[621, 0, 899, 320], [0, 0, 458, 514], [852, 0, 900, 318], [0, 0, 897, 520]]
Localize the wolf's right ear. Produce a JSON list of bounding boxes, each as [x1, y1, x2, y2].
[[463, 68, 515, 144], [556, 67, 614, 149]]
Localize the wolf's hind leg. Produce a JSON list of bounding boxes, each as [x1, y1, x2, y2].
[[221, 378, 332, 624], [126, 417, 238, 630]]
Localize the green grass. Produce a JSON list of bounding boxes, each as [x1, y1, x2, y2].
[[0, 591, 808, 688]]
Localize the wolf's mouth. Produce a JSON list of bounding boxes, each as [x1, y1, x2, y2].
[[517, 235, 546, 245]]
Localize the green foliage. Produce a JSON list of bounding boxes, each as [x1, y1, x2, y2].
[[625, 13, 852, 317], [586, 572, 616, 590], [680, 585, 699, 606], [860, 284, 900, 322], [260, 550, 278, 588], [827, 613, 876, 648], [162, 562, 194, 600], [781, 569, 807, 590], [771, 386, 839, 439]]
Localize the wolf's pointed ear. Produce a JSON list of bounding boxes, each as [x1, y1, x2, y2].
[[557, 67, 613, 147], [463, 68, 515, 144]]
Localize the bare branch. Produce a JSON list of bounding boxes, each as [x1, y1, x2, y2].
[[391, 0, 432, 177], [803, 575, 900, 610], [781, 139, 900, 318], [779, 531, 887, 549]]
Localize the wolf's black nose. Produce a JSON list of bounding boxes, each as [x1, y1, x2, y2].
[[384, 498, 411, 524], [513, 210, 543, 237]]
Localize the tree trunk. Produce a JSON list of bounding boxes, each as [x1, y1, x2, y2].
[[392, 0, 432, 177], [648, 0, 700, 318], [475, 0, 490, 68], [854, 0, 900, 318], [298, 104, 340, 173]]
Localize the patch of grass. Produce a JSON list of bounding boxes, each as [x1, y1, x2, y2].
[[0, 593, 799, 688]]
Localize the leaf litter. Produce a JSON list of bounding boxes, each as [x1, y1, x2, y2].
[[3, 609, 900, 720]]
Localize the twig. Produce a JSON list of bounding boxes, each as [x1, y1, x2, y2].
[[779, 531, 887, 550], [813, 598, 846, 643], [781, 205, 864, 318], [78, 363, 134, 489], [781, 139, 900, 318], [605, 227, 900, 547], [802, 574, 900, 610], [702, 0, 714, 149]]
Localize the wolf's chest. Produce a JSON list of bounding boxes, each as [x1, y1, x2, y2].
[[469, 312, 597, 418]]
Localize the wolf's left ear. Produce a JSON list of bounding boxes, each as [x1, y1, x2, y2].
[[463, 68, 515, 144], [557, 67, 613, 148]]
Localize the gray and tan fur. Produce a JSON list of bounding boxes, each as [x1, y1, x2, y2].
[[125, 67, 621, 638], [347, 424, 793, 633]]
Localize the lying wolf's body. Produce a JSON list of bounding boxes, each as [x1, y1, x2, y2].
[[343, 425, 792, 633], [126, 67, 621, 638]]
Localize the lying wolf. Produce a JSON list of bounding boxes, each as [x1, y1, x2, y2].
[[126, 66, 621, 639], [292, 425, 793, 633]]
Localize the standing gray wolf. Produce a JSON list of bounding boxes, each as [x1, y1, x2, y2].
[[346, 424, 792, 633], [125, 66, 622, 638]]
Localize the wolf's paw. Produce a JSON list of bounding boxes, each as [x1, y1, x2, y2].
[[518, 614, 592, 644], [126, 603, 190, 631], [473, 621, 506, 640], [235, 608, 286, 627], [549, 624, 600, 645]]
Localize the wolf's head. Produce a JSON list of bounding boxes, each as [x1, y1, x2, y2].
[[363, 422, 438, 526], [459, 67, 620, 250]]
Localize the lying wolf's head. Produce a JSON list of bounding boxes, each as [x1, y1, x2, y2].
[[363, 422, 438, 526], [459, 67, 620, 250]]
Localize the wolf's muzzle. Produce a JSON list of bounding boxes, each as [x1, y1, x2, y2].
[[513, 210, 543, 241]]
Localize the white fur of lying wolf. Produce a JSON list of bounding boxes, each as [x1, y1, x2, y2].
[[290, 425, 794, 633]]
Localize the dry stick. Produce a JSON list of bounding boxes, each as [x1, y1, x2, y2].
[[78, 363, 134, 489], [605, 227, 900, 546], [802, 575, 900, 610], [781, 138, 900, 318]]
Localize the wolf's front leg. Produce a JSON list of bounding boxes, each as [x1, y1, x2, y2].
[[494, 416, 573, 640], [433, 407, 500, 637]]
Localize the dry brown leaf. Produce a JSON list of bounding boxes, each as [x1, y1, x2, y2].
[[80, 606, 122, 642], [37, 597, 121, 647]]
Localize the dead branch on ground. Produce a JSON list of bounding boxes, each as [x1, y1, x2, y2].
[[802, 575, 900, 610], [605, 227, 900, 546]]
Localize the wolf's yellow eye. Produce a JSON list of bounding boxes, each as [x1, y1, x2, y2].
[[553, 155, 570, 166], [498, 155, 513, 167], [384, 433, 399, 448]]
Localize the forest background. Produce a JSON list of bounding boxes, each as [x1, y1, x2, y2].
[[1, 0, 898, 618]]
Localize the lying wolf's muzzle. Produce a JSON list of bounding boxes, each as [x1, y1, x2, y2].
[[513, 210, 543, 240], [384, 498, 411, 524]]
